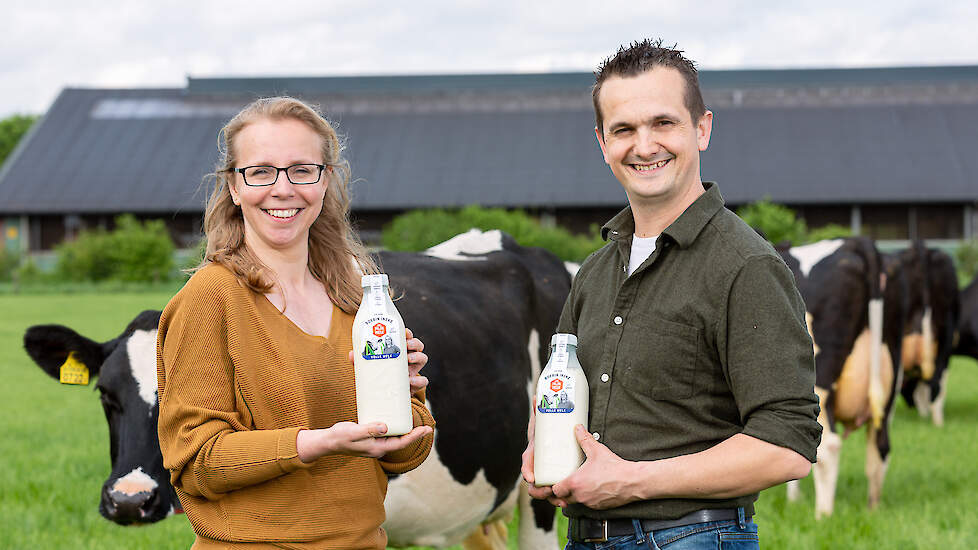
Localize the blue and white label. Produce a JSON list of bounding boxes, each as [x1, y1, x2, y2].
[[360, 315, 402, 360]]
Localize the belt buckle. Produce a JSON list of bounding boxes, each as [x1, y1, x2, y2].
[[583, 519, 609, 543]]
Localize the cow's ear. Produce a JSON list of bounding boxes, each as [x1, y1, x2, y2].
[[23, 324, 106, 380]]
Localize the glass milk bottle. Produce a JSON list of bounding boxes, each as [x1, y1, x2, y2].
[[533, 333, 589, 486], [352, 274, 413, 436]]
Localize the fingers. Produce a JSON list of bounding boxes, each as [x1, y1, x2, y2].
[[409, 374, 429, 394], [405, 327, 427, 373], [574, 424, 597, 456], [365, 422, 388, 438], [407, 351, 428, 373], [405, 327, 423, 352], [520, 445, 534, 485]]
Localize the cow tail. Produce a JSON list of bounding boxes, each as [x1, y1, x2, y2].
[[917, 241, 936, 380], [854, 237, 886, 429]]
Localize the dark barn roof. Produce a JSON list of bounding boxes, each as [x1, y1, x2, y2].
[[2, 66, 977, 215]]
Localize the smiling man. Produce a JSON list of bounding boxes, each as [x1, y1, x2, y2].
[[521, 39, 822, 549]]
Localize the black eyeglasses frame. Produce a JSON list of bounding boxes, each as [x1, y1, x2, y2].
[[230, 163, 327, 187]]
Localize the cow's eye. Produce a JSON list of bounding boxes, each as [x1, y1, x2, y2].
[[99, 392, 122, 413]]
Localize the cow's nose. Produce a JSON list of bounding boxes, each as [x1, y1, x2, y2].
[[102, 484, 159, 523]]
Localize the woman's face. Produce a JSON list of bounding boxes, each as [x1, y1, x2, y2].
[[228, 117, 329, 259]]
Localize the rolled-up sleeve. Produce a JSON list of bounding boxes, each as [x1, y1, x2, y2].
[[718, 255, 822, 463]]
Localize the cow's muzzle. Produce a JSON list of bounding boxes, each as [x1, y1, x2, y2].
[[101, 484, 161, 524]]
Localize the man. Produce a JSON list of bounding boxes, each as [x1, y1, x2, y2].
[[521, 39, 821, 549]]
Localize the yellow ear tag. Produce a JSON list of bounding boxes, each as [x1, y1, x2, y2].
[[59, 352, 90, 385]]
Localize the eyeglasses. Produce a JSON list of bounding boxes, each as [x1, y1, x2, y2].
[[232, 164, 326, 187]]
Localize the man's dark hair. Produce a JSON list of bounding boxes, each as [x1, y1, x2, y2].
[[592, 38, 706, 135]]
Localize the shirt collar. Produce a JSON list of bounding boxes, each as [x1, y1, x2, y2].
[[601, 182, 726, 248]]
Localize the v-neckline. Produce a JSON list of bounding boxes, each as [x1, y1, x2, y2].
[[259, 293, 340, 343]]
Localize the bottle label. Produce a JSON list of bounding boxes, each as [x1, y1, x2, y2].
[[359, 315, 402, 360], [538, 349, 575, 414]]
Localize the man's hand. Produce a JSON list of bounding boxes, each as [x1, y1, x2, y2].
[[550, 425, 640, 510]]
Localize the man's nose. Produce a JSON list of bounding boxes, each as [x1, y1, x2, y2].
[[633, 129, 660, 158]]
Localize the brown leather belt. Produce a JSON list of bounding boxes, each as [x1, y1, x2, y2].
[[568, 508, 748, 543]]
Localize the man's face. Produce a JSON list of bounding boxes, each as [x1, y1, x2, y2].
[[595, 67, 712, 209]]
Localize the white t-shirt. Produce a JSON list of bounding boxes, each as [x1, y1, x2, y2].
[[628, 234, 658, 276]]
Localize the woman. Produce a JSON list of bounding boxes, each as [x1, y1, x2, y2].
[[156, 97, 435, 549]]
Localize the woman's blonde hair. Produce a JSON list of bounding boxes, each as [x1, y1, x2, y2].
[[197, 96, 377, 314]]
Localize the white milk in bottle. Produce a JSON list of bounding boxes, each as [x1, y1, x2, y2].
[[352, 274, 413, 436], [533, 333, 589, 486]]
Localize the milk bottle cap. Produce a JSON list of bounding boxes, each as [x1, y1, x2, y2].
[[550, 333, 577, 347], [361, 274, 389, 287]]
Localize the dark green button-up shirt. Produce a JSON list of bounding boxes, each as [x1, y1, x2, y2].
[[558, 182, 821, 521]]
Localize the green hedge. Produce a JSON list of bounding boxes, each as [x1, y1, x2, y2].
[[381, 205, 605, 262], [736, 198, 852, 246], [55, 215, 175, 283]]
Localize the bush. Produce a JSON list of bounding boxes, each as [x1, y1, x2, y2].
[[381, 205, 605, 262], [736, 198, 807, 246], [805, 223, 852, 243], [0, 249, 20, 282], [55, 215, 175, 282], [956, 239, 978, 287], [737, 199, 853, 245]]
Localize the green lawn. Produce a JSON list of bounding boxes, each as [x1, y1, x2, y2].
[[2, 292, 976, 549]]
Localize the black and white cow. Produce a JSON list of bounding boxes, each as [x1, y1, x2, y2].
[[955, 273, 978, 361], [779, 237, 905, 519], [24, 229, 568, 550], [25, 309, 176, 524], [894, 242, 960, 427]]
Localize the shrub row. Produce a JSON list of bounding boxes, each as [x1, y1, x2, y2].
[[381, 205, 605, 262]]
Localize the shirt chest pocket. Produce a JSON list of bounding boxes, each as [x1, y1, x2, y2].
[[618, 313, 701, 400]]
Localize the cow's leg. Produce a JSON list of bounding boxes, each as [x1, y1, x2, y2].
[[518, 480, 559, 550], [813, 386, 840, 520], [865, 425, 890, 510], [786, 479, 801, 502], [911, 379, 931, 418], [461, 520, 509, 550], [929, 368, 950, 427]]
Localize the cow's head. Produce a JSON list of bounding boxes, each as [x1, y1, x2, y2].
[[23, 309, 179, 525]]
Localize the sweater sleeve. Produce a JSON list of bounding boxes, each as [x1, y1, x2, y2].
[[378, 395, 436, 474], [156, 272, 312, 501]]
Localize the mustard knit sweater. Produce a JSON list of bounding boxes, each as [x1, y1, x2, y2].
[[156, 264, 435, 549]]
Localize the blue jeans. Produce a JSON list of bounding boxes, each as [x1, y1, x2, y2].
[[565, 509, 759, 550]]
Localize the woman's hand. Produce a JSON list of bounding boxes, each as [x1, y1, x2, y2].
[[405, 326, 429, 396], [297, 422, 433, 462]]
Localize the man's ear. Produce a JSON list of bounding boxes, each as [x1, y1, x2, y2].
[[697, 110, 713, 152], [594, 126, 610, 165]]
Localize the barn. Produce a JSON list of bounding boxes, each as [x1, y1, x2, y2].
[[1, 65, 977, 254]]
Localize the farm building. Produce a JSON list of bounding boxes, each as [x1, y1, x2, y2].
[[1, 65, 977, 253]]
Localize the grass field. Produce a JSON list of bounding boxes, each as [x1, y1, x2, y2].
[[1, 292, 976, 549]]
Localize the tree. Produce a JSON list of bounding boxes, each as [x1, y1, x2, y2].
[[0, 114, 39, 166]]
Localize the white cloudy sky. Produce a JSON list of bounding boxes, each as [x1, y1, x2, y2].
[[3, 0, 977, 118]]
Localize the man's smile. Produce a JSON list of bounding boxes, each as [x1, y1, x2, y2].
[[631, 158, 671, 172]]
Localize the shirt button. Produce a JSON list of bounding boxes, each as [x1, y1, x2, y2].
[[601, 373, 610, 382], [613, 316, 623, 325], [592, 432, 600, 441]]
